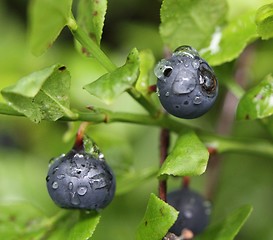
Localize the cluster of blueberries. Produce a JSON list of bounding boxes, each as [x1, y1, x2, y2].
[[46, 46, 217, 238]]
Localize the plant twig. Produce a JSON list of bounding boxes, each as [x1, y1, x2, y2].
[[67, 17, 117, 73], [159, 128, 170, 202]]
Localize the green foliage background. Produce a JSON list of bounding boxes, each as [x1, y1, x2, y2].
[[0, 0, 273, 239]]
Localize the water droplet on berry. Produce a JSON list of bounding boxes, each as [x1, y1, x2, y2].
[[70, 192, 80, 205], [77, 186, 88, 196], [52, 167, 59, 174], [183, 58, 189, 68], [57, 174, 65, 180], [172, 70, 196, 94], [184, 209, 193, 219], [52, 181, 59, 189], [90, 173, 108, 190], [74, 153, 84, 159], [165, 92, 170, 97], [173, 45, 199, 58], [193, 96, 202, 105], [192, 59, 200, 69], [68, 182, 73, 190], [154, 59, 172, 79], [98, 153, 104, 160], [46, 175, 50, 182]]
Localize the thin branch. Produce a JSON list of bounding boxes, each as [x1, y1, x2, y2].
[[159, 128, 170, 202]]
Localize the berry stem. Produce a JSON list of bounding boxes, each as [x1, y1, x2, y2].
[[147, 84, 157, 94], [73, 122, 90, 151], [182, 176, 190, 188], [159, 128, 170, 202]]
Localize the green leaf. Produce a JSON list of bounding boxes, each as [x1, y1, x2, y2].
[[256, 3, 273, 40], [84, 48, 140, 104], [1, 64, 77, 123], [116, 167, 158, 195], [136, 193, 178, 240], [201, 11, 258, 66], [236, 74, 273, 120], [0, 202, 46, 240], [158, 131, 209, 178], [28, 0, 73, 55], [159, 0, 228, 50], [135, 49, 155, 96], [77, 0, 107, 54], [196, 205, 253, 240], [68, 211, 101, 240]]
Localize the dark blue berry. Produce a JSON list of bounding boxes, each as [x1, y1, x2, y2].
[[46, 149, 116, 210], [167, 187, 211, 236], [155, 46, 218, 119]]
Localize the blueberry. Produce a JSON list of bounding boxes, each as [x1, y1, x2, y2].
[[155, 45, 218, 119], [167, 187, 211, 236], [46, 149, 116, 210]]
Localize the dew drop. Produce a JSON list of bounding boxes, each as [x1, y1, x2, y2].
[[74, 153, 84, 159], [165, 91, 170, 97], [57, 174, 65, 180], [183, 58, 189, 68], [98, 153, 104, 160], [193, 96, 202, 105], [172, 70, 196, 95], [52, 167, 59, 175], [46, 175, 50, 182], [52, 181, 59, 189], [154, 59, 172, 79], [184, 209, 193, 219], [77, 186, 88, 196], [68, 182, 73, 190], [70, 192, 80, 205], [192, 59, 200, 69], [173, 45, 199, 58]]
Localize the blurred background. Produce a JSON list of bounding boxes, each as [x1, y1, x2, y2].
[[0, 0, 273, 239]]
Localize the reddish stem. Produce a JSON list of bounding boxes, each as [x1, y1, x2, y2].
[[73, 122, 90, 151], [148, 84, 157, 94], [182, 176, 190, 188], [159, 128, 170, 202]]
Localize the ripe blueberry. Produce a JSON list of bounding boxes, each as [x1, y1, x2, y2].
[[167, 187, 211, 236], [46, 147, 116, 211], [155, 46, 218, 119]]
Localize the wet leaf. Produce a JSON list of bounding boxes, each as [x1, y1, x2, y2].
[[160, 0, 227, 50], [135, 49, 155, 96], [1, 64, 77, 123], [237, 74, 273, 120], [136, 193, 178, 240], [256, 3, 273, 40], [196, 205, 252, 240], [158, 131, 209, 178], [76, 0, 107, 56], [84, 48, 140, 104], [28, 0, 73, 55], [68, 211, 101, 240], [201, 11, 258, 66]]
